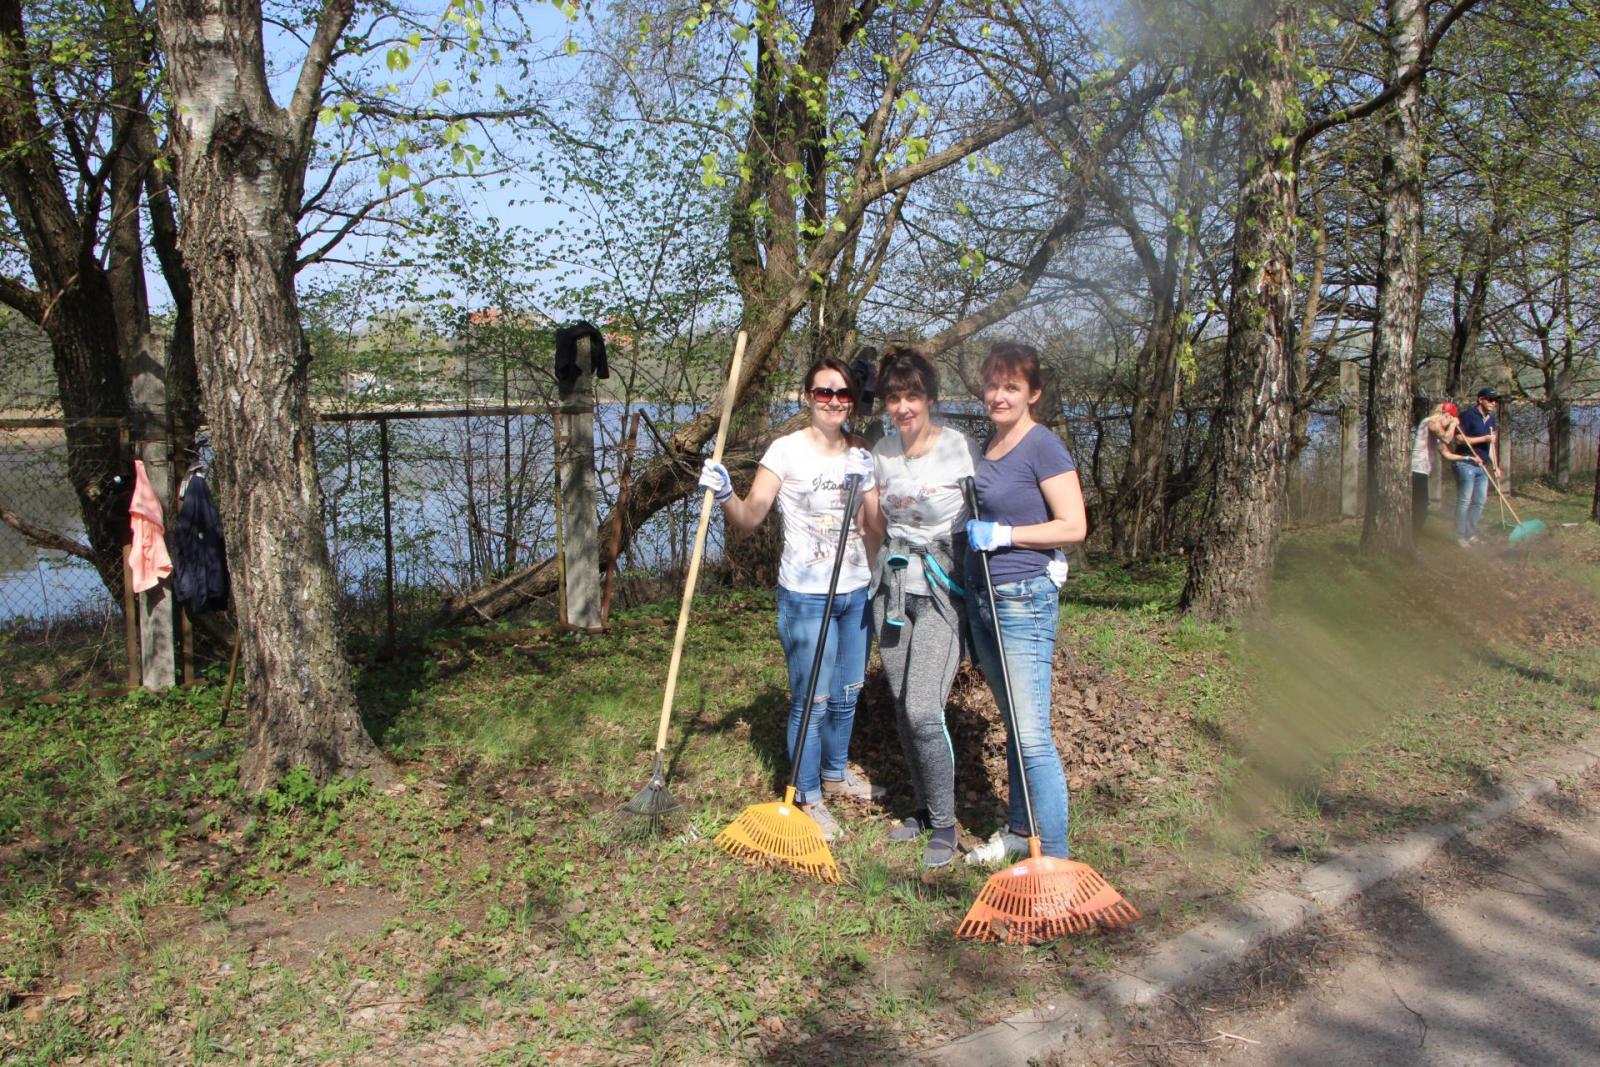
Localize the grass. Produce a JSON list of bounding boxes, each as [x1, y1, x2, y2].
[[2, 496, 1599, 1062]]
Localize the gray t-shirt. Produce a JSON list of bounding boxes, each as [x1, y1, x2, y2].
[[967, 424, 1076, 587], [873, 425, 981, 594]]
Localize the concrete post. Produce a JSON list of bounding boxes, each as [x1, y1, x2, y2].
[[1425, 364, 1444, 504], [1340, 361, 1361, 518], [130, 333, 174, 690], [1497, 376, 1514, 495], [558, 334, 603, 630]]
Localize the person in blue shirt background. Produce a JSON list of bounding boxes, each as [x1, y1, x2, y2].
[[1453, 387, 1501, 546]]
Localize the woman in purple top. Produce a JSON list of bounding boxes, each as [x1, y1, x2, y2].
[[962, 341, 1087, 864]]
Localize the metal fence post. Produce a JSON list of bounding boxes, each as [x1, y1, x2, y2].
[[117, 421, 140, 687], [380, 415, 395, 656]]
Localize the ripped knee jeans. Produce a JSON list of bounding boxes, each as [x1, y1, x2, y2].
[[776, 584, 870, 804]]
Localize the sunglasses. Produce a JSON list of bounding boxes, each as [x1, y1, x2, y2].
[[809, 386, 852, 404]]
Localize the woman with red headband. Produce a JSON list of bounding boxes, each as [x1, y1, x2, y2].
[[1411, 400, 1461, 541]]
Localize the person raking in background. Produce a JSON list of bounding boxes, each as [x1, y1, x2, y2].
[[861, 345, 981, 868], [1410, 400, 1459, 542], [962, 342, 1085, 866], [699, 359, 883, 842], [1453, 388, 1501, 547]]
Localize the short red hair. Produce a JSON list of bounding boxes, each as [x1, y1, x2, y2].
[[980, 341, 1045, 417]]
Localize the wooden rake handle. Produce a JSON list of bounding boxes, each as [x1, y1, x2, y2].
[[653, 332, 747, 753]]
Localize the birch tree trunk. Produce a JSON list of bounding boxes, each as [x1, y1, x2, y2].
[[1361, 0, 1427, 558], [155, 0, 384, 791], [1182, 4, 1301, 621]]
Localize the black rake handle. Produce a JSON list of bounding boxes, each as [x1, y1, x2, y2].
[[961, 476, 1037, 840], [787, 473, 864, 794]]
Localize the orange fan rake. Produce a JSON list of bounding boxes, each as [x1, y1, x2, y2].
[[956, 840, 1138, 945]]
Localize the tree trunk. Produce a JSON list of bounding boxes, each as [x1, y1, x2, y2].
[[1591, 429, 1600, 524], [1447, 223, 1495, 397], [0, 0, 135, 599], [1111, 306, 1182, 559], [156, 0, 384, 792], [1182, 4, 1301, 622], [1550, 396, 1572, 491], [1361, 0, 1426, 558]]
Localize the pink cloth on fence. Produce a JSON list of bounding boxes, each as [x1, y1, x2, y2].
[[129, 460, 173, 593]]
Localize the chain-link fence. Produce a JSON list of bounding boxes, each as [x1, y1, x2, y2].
[[312, 400, 721, 644], [0, 419, 131, 636], [4, 400, 1597, 639], [1, 401, 726, 644]]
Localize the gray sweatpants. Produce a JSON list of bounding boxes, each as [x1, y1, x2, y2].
[[873, 590, 964, 830]]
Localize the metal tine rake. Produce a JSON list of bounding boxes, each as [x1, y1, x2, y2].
[[617, 332, 747, 837]]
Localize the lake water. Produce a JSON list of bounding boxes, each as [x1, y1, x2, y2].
[[0, 404, 706, 628]]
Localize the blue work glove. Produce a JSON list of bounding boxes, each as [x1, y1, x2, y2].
[[966, 520, 1013, 552], [844, 447, 873, 481], [698, 459, 733, 502]]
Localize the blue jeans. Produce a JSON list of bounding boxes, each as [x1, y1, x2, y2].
[[776, 585, 870, 804], [1453, 460, 1488, 539], [967, 573, 1070, 858]]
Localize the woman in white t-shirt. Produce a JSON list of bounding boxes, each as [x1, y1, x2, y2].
[[697, 357, 880, 842], [862, 345, 980, 868]]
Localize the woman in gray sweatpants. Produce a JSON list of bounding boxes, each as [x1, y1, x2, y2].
[[865, 346, 980, 868]]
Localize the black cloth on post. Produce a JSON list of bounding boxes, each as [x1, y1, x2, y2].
[[554, 321, 609, 385], [850, 345, 879, 416], [172, 473, 231, 615]]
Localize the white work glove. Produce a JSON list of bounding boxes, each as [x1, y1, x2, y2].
[[1047, 557, 1070, 588], [965, 520, 1013, 552], [844, 447, 873, 482], [698, 459, 733, 502]]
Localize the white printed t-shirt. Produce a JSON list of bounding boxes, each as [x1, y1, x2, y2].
[[872, 425, 980, 594], [759, 431, 875, 595]]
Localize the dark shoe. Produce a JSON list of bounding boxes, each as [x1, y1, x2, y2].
[[889, 813, 929, 842], [922, 827, 959, 869]]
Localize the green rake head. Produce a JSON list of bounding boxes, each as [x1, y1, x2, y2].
[[1508, 518, 1548, 545]]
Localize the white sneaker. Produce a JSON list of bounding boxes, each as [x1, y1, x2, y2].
[[822, 771, 886, 802], [964, 830, 1029, 867], [799, 802, 842, 842]]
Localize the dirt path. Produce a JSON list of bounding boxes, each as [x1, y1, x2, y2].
[[1079, 772, 1600, 1067]]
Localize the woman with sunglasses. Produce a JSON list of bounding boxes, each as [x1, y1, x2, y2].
[[698, 358, 881, 841], [861, 345, 980, 868], [962, 342, 1085, 866]]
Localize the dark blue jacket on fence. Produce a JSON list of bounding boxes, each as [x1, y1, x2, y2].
[[172, 472, 230, 615]]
